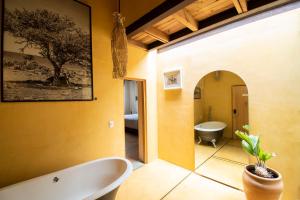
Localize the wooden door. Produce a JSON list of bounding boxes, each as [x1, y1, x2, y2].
[[232, 86, 249, 138], [137, 81, 147, 163]]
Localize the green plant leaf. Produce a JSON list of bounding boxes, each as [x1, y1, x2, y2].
[[258, 148, 264, 161], [236, 124, 276, 165], [243, 124, 250, 132], [259, 149, 274, 162], [249, 135, 260, 156], [249, 135, 259, 148], [241, 140, 254, 155], [235, 130, 261, 157], [235, 130, 253, 148]]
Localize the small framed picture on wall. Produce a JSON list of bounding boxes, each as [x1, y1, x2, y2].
[[194, 87, 201, 99], [163, 69, 182, 90]]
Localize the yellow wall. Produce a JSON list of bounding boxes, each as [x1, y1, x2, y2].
[[194, 71, 245, 138], [194, 99, 203, 125], [0, 0, 158, 187], [157, 7, 300, 200]]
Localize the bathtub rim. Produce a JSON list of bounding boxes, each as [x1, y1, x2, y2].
[[83, 157, 133, 200], [194, 121, 227, 132], [0, 157, 133, 200]]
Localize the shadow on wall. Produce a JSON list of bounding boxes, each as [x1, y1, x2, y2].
[[164, 90, 182, 101], [194, 70, 248, 139]]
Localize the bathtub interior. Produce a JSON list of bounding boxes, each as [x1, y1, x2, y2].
[[0, 158, 131, 200]]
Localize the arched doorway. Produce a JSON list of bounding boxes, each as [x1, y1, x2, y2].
[[193, 70, 249, 190]]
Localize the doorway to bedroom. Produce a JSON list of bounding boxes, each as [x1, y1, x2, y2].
[[124, 79, 147, 169]]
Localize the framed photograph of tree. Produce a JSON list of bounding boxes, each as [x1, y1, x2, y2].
[[1, 0, 93, 102]]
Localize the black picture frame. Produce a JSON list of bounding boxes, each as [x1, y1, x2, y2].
[[1, 0, 94, 102]]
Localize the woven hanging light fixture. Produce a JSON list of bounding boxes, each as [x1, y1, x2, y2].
[[111, 0, 128, 79]]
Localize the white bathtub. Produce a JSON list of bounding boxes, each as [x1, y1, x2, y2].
[[0, 157, 132, 200], [194, 121, 227, 132], [194, 121, 227, 147]]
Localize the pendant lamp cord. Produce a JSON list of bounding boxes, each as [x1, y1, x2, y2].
[[118, 0, 120, 13]]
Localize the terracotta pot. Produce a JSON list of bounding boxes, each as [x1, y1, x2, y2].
[[243, 165, 283, 200]]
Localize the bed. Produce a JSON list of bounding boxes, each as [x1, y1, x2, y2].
[[124, 114, 138, 133]]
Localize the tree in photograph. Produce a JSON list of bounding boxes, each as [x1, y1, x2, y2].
[[4, 8, 91, 86]]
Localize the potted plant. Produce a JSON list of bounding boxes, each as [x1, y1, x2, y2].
[[235, 125, 283, 200]]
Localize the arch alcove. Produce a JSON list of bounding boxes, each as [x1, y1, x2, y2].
[[193, 70, 249, 175]]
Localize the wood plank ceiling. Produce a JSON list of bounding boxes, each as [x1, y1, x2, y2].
[[126, 0, 294, 50]]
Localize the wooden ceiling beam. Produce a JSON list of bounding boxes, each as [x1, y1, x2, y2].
[[144, 27, 169, 43], [154, 0, 295, 51], [128, 39, 148, 50], [232, 0, 243, 14], [126, 0, 294, 50], [173, 8, 198, 31], [239, 0, 248, 12], [126, 0, 197, 38]]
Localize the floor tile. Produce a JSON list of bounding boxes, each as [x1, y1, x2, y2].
[[214, 144, 249, 164], [128, 159, 144, 170], [194, 138, 227, 168], [125, 133, 138, 160], [195, 157, 245, 190], [163, 173, 245, 200], [116, 159, 190, 200], [227, 139, 242, 147]]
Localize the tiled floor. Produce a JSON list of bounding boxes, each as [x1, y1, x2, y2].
[[125, 132, 138, 160], [116, 138, 248, 200], [163, 173, 245, 200], [125, 132, 144, 169], [195, 138, 248, 190], [214, 145, 248, 164], [116, 159, 245, 200], [195, 157, 245, 190], [194, 138, 228, 167], [116, 160, 191, 200]]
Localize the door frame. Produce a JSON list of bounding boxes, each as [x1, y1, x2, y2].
[[124, 78, 148, 163], [231, 84, 249, 139]]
